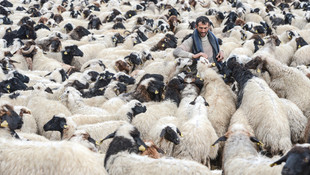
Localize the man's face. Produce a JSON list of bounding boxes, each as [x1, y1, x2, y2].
[[196, 22, 210, 37]]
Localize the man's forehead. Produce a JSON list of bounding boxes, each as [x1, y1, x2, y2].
[[197, 22, 210, 27]]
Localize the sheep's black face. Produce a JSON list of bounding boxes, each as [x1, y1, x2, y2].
[[168, 8, 180, 17], [13, 71, 29, 83], [87, 71, 99, 82], [160, 126, 180, 145], [131, 102, 146, 117], [145, 19, 154, 27], [147, 81, 165, 102], [118, 75, 135, 85], [17, 24, 37, 40], [282, 153, 310, 175], [43, 116, 67, 132], [284, 13, 295, 25], [68, 45, 84, 57], [88, 18, 102, 30], [125, 10, 137, 19], [1, 107, 23, 130], [112, 22, 126, 30], [112, 33, 125, 46], [50, 38, 61, 52], [296, 37, 308, 50], [253, 25, 265, 34], [115, 82, 127, 95], [0, 77, 28, 93], [64, 23, 73, 33]]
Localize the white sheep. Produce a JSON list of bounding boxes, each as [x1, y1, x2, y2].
[[212, 124, 283, 175], [60, 87, 110, 116], [290, 44, 310, 67], [227, 58, 292, 155], [0, 138, 107, 174], [197, 58, 236, 137], [172, 96, 219, 166]]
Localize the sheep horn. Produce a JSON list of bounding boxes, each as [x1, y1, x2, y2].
[[21, 45, 35, 55]]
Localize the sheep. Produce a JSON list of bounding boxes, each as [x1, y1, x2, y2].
[[290, 42, 310, 67], [175, 73, 203, 122], [247, 56, 310, 119], [104, 122, 214, 175], [0, 138, 107, 175], [226, 57, 292, 155], [212, 123, 283, 175], [148, 116, 182, 156], [270, 143, 310, 175], [60, 87, 110, 116], [296, 65, 310, 79], [172, 96, 219, 166], [280, 98, 308, 144], [227, 34, 265, 59], [27, 83, 72, 140], [196, 58, 236, 137], [43, 115, 128, 153], [13, 105, 37, 134], [0, 103, 23, 139]]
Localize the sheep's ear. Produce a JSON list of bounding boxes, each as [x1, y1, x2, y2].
[[270, 154, 289, 167], [45, 87, 53, 94], [160, 128, 166, 138], [250, 136, 264, 146], [205, 101, 209, 106], [176, 128, 183, 137], [211, 136, 227, 146], [98, 131, 116, 145], [156, 147, 165, 154]]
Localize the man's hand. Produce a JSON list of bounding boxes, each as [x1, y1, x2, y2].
[[216, 50, 224, 61], [192, 52, 208, 59]]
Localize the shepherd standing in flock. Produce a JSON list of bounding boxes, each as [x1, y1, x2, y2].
[[173, 16, 224, 73]]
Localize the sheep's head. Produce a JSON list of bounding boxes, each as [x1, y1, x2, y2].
[[115, 60, 130, 74], [175, 58, 193, 73], [104, 123, 148, 167], [212, 123, 263, 147], [61, 45, 84, 65], [126, 100, 146, 122], [43, 114, 72, 139], [43, 115, 67, 133], [112, 33, 125, 46], [70, 26, 90, 40], [69, 130, 98, 152], [295, 37, 308, 50], [88, 17, 102, 30], [114, 72, 135, 85], [160, 125, 182, 145], [0, 104, 23, 131], [270, 144, 310, 175]]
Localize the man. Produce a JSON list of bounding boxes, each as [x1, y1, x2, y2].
[[173, 16, 224, 72]]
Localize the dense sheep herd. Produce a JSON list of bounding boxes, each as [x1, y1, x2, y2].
[[1, 0, 310, 174]]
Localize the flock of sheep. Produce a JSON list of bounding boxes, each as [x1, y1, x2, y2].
[[1, 0, 310, 174]]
